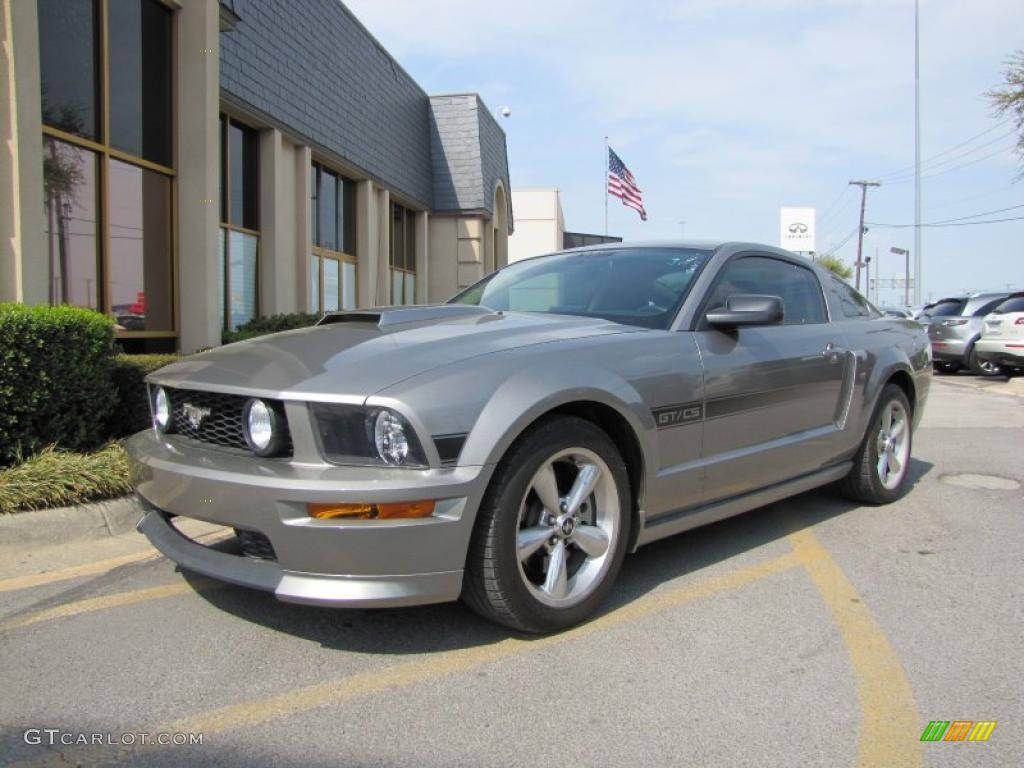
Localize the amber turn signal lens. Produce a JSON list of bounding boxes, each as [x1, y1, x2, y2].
[[307, 500, 435, 520], [376, 500, 435, 519]]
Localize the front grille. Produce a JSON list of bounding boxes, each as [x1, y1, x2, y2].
[[235, 528, 278, 561], [161, 387, 292, 456]]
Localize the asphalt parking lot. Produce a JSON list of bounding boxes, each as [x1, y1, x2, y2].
[[1, 376, 1021, 768]]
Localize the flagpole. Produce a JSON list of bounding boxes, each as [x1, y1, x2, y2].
[[604, 136, 609, 236]]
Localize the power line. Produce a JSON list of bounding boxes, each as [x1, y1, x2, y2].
[[881, 131, 1016, 182], [925, 182, 1017, 213], [884, 143, 1016, 185], [925, 203, 1024, 224], [866, 215, 1024, 228], [872, 116, 1012, 179]]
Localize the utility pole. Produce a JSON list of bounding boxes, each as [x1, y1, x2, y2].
[[850, 180, 880, 292]]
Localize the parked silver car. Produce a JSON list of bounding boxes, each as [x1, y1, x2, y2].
[[127, 243, 931, 632], [924, 292, 1011, 375]]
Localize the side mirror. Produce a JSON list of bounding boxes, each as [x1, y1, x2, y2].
[[706, 294, 784, 328]]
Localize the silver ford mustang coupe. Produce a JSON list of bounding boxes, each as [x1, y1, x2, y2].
[[128, 242, 931, 632]]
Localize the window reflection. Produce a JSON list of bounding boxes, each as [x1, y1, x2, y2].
[[43, 138, 99, 309], [108, 159, 172, 331], [229, 231, 258, 330]]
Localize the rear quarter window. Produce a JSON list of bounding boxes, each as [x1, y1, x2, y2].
[[831, 277, 879, 319]]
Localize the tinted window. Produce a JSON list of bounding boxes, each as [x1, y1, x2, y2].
[[831, 277, 877, 319], [108, 0, 172, 166], [452, 248, 711, 330], [923, 299, 965, 317], [971, 298, 1009, 317], [227, 122, 258, 229], [38, 0, 100, 140], [706, 256, 827, 325], [994, 296, 1024, 313]]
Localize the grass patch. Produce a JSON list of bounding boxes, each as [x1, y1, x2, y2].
[[0, 443, 132, 514]]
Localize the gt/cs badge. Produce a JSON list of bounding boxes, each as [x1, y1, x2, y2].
[[653, 402, 703, 429]]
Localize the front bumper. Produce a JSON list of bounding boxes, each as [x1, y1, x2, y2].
[[974, 339, 1024, 368], [126, 430, 493, 608]]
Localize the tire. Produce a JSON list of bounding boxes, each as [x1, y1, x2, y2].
[[837, 384, 914, 505], [968, 347, 1003, 376], [463, 415, 631, 633], [933, 362, 959, 374]]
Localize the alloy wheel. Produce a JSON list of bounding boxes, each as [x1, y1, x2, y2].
[[875, 400, 910, 490], [515, 447, 620, 608]]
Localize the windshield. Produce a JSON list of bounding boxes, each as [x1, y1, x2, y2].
[[449, 247, 713, 329]]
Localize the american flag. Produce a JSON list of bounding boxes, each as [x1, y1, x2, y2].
[[607, 147, 647, 221]]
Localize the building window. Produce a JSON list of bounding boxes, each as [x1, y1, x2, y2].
[[310, 162, 357, 313], [39, 0, 175, 335], [389, 203, 416, 305], [219, 115, 259, 331]]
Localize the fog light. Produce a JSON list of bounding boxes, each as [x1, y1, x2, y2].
[[243, 398, 286, 456], [307, 500, 435, 520]]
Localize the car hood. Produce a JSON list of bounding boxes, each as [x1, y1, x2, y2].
[[150, 305, 643, 400]]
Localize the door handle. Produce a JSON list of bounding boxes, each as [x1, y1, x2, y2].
[[822, 342, 845, 363]]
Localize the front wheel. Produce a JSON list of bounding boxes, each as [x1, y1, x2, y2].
[[463, 416, 631, 633], [837, 384, 913, 505]]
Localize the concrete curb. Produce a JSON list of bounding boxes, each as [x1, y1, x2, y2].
[[0, 496, 142, 550]]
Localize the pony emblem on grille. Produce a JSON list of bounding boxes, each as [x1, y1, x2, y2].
[[182, 403, 212, 430]]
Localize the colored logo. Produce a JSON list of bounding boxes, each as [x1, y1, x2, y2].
[[920, 721, 996, 742]]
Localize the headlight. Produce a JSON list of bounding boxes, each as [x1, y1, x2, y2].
[[152, 386, 172, 432], [310, 404, 427, 467], [374, 410, 410, 465], [243, 398, 288, 457]]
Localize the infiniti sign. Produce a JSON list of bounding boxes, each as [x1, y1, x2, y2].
[[780, 207, 816, 252]]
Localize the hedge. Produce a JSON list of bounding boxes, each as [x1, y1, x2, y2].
[[106, 353, 182, 438], [0, 304, 117, 466], [0, 443, 132, 514], [223, 312, 319, 344]]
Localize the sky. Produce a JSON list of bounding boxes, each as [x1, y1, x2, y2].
[[345, 0, 1022, 306]]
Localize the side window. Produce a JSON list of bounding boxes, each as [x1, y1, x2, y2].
[[706, 256, 827, 325], [832, 277, 875, 319]]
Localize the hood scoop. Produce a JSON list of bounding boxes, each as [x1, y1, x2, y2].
[[318, 304, 497, 330]]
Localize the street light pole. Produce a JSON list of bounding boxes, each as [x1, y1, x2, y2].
[[914, 0, 922, 305], [891, 247, 910, 306]]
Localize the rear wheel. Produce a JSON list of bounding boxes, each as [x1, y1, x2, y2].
[[933, 362, 959, 374], [838, 384, 913, 505], [968, 348, 1003, 376], [463, 416, 631, 633]]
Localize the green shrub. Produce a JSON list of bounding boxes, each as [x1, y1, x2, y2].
[[0, 304, 117, 466], [0, 443, 131, 513], [223, 312, 319, 344], [106, 353, 182, 438]]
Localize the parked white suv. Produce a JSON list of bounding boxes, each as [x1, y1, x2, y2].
[[975, 292, 1024, 376]]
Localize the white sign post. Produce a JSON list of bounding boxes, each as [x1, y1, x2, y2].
[[780, 207, 816, 253]]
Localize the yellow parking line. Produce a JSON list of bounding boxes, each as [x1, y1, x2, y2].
[[0, 530, 233, 594], [0, 551, 161, 594], [9, 552, 800, 768], [787, 527, 922, 768], [0, 579, 220, 632]]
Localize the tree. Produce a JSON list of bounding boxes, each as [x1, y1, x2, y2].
[[986, 49, 1024, 176], [815, 253, 853, 280]]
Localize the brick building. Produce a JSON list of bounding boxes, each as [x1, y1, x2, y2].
[[0, 0, 512, 351]]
